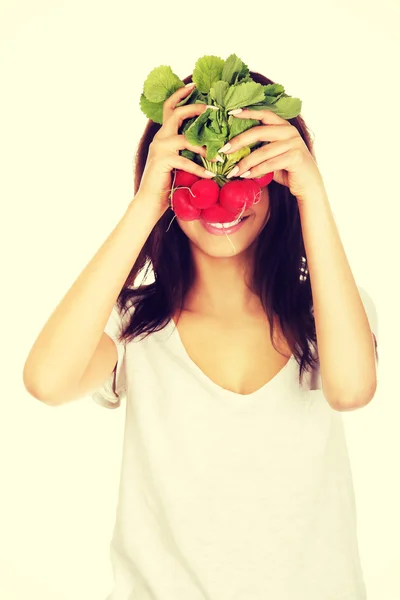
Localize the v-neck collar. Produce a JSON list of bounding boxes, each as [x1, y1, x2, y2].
[[166, 317, 298, 402]]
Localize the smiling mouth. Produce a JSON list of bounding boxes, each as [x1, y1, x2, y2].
[[200, 213, 252, 227], [204, 216, 249, 228]]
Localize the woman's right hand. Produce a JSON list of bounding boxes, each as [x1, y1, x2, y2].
[[135, 84, 218, 213]]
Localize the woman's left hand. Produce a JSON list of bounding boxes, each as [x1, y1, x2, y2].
[[219, 108, 326, 203]]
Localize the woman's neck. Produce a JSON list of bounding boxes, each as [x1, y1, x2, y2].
[[183, 251, 263, 319]]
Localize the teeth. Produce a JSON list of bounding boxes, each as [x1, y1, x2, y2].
[[207, 217, 243, 228]]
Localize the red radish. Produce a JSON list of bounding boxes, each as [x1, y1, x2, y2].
[[200, 202, 242, 224], [248, 179, 263, 205], [219, 179, 261, 215], [171, 188, 201, 221], [173, 169, 200, 188], [252, 171, 274, 188], [190, 179, 220, 209]]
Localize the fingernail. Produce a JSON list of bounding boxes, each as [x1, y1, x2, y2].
[[204, 170, 216, 177], [240, 170, 251, 178], [228, 108, 243, 115], [185, 82, 196, 87], [227, 166, 239, 179], [206, 105, 219, 111], [218, 143, 231, 153]]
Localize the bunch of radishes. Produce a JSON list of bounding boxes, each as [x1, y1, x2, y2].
[[170, 169, 274, 223]]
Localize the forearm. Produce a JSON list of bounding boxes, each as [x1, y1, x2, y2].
[[23, 194, 166, 401], [297, 186, 377, 411]]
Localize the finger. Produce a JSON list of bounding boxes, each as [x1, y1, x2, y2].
[[229, 108, 289, 126], [219, 124, 297, 155], [153, 134, 222, 164], [238, 150, 291, 180], [235, 139, 295, 175], [171, 155, 216, 180]]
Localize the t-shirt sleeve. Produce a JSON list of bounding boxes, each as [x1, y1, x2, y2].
[[357, 285, 379, 365], [91, 303, 127, 409]]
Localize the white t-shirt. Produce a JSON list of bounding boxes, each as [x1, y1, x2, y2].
[[92, 286, 378, 600]]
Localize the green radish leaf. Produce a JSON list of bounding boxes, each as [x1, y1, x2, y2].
[[139, 93, 164, 124], [184, 109, 210, 146], [221, 54, 245, 85], [263, 83, 285, 97], [233, 60, 250, 85], [201, 124, 225, 148], [180, 149, 197, 161], [235, 71, 251, 85], [143, 65, 184, 103], [209, 81, 229, 107], [246, 96, 302, 119], [210, 108, 228, 138], [205, 140, 224, 160], [224, 81, 265, 112], [186, 118, 226, 160], [176, 86, 201, 107], [208, 109, 222, 134], [218, 110, 229, 137], [179, 116, 197, 135], [228, 116, 260, 140], [246, 93, 284, 108], [192, 90, 209, 104], [263, 93, 285, 105], [180, 150, 204, 167], [192, 55, 225, 94], [224, 146, 251, 171], [271, 96, 302, 119], [183, 116, 225, 161]]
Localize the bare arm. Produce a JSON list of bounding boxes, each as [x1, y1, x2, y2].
[[297, 185, 377, 411], [23, 194, 165, 404]]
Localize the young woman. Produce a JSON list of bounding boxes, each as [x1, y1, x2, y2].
[[23, 70, 378, 600]]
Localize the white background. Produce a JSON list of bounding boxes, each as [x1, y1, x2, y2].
[[1, 0, 399, 598]]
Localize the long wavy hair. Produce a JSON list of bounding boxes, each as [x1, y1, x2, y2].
[[115, 70, 320, 386]]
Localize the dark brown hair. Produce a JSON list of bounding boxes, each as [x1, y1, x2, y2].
[[116, 70, 320, 386]]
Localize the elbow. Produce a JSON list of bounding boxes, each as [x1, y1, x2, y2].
[[328, 379, 377, 412], [23, 381, 57, 406], [23, 367, 56, 406]]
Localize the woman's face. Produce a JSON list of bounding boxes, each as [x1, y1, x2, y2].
[[175, 186, 271, 258]]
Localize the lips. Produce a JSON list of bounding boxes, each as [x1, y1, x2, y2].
[[199, 215, 250, 236]]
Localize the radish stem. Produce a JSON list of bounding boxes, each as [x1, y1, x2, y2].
[[223, 231, 237, 255], [168, 169, 178, 206], [166, 213, 177, 232]]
